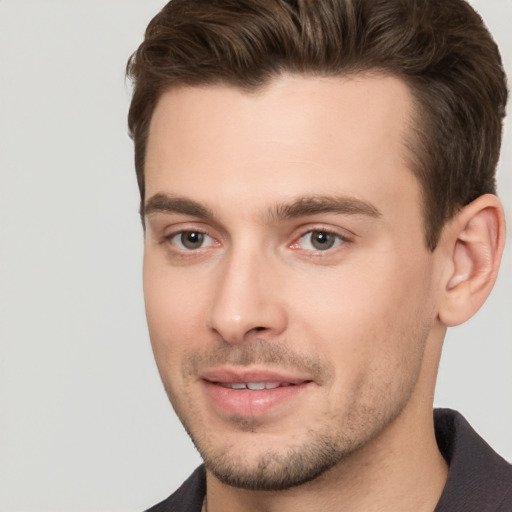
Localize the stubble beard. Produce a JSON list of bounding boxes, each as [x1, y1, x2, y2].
[[193, 421, 365, 491], [178, 391, 415, 491], [162, 338, 425, 492]]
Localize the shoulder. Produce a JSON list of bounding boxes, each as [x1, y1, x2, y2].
[[144, 465, 206, 512], [434, 409, 512, 512]]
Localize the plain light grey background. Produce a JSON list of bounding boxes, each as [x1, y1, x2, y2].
[[0, 1, 510, 511]]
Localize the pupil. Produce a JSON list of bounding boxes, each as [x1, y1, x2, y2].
[[181, 232, 204, 249], [312, 231, 335, 250]]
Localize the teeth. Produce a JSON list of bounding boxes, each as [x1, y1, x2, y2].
[[222, 382, 286, 390], [247, 382, 265, 390]]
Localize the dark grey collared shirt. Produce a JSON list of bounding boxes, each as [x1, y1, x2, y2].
[[434, 409, 512, 511], [146, 409, 512, 512]]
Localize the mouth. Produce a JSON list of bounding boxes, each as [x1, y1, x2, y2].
[[200, 368, 314, 417]]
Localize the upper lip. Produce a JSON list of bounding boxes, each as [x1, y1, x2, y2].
[[200, 366, 313, 385]]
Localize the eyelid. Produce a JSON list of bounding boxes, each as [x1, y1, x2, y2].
[[160, 220, 216, 239]]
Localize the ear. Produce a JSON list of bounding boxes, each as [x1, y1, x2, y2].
[[438, 194, 506, 327]]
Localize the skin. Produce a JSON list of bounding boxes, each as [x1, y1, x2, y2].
[[142, 74, 503, 511]]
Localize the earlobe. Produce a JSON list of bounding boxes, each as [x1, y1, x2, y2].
[[438, 194, 505, 327]]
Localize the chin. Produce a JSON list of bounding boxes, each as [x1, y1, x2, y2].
[[204, 443, 344, 491], [190, 422, 367, 491]]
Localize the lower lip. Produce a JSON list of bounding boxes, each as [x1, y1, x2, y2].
[[203, 381, 311, 417]]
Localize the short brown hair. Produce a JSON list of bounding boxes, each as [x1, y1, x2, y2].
[[127, 0, 508, 250]]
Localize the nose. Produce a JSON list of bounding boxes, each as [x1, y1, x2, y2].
[[207, 246, 288, 344]]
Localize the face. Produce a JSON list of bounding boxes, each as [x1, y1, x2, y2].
[[143, 74, 440, 490]]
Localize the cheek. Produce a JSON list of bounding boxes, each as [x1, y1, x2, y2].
[[143, 255, 209, 368], [291, 253, 433, 376]]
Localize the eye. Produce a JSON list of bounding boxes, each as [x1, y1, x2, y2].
[[295, 230, 346, 251], [169, 230, 215, 250]]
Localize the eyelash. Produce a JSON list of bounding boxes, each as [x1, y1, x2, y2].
[[161, 227, 352, 255]]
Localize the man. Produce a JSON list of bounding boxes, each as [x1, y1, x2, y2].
[[127, 0, 512, 510]]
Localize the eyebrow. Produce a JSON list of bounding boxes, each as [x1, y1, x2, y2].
[[143, 193, 214, 219], [268, 195, 382, 221], [143, 193, 382, 222]]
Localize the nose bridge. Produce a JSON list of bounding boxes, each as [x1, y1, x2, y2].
[[208, 240, 286, 343]]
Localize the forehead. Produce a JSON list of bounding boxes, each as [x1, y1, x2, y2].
[[144, 74, 420, 223]]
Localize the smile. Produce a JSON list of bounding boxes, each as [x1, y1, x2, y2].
[[201, 370, 314, 417]]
